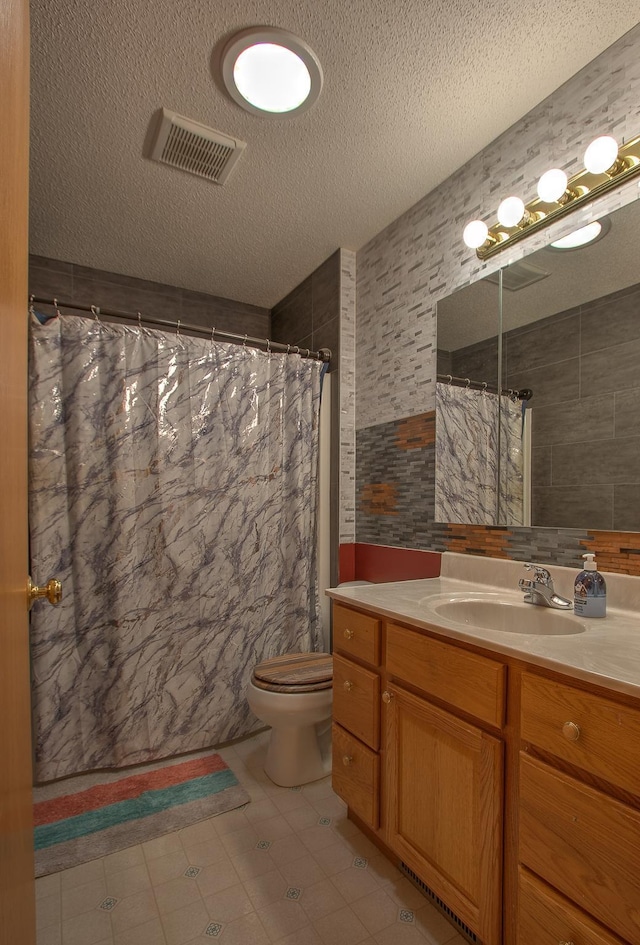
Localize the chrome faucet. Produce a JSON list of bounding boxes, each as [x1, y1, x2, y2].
[[518, 563, 572, 610]]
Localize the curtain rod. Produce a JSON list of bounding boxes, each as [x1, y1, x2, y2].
[[437, 373, 533, 401], [29, 296, 331, 364]]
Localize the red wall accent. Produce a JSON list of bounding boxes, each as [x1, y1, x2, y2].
[[339, 543, 441, 584], [339, 543, 356, 583]]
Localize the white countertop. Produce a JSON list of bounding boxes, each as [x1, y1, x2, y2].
[[327, 553, 640, 698]]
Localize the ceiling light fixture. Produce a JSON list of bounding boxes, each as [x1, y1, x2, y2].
[[548, 217, 611, 251], [462, 132, 640, 258], [221, 27, 323, 117]]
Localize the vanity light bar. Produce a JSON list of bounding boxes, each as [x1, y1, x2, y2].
[[463, 133, 640, 260]]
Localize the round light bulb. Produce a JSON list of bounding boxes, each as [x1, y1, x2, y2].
[[234, 43, 311, 113], [537, 168, 568, 203], [497, 196, 525, 228], [463, 220, 489, 249], [584, 135, 619, 174]]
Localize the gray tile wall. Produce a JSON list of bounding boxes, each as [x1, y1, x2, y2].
[[356, 419, 449, 549], [353, 24, 640, 568], [29, 256, 271, 338], [506, 283, 640, 530], [272, 249, 357, 574]]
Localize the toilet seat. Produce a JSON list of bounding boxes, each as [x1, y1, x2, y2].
[[252, 652, 332, 694]]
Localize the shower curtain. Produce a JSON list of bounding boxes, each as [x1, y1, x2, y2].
[[29, 312, 324, 782], [435, 382, 524, 525]]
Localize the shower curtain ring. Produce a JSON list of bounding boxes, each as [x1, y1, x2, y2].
[[482, 381, 487, 394], [446, 374, 452, 385], [243, 333, 248, 346], [286, 344, 291, 355], [29, 294, 35, 316], [90, 304, 100, 321], [137, 311, 142, 328], [211, 326, 216, 342], [305, 349, 310, 358], [465, 377, 471, 388], [176, 319, 181, 336], [266, 338, 271, 353]]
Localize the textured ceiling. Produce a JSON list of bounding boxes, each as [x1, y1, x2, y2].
[[29, 0, 639, 308]]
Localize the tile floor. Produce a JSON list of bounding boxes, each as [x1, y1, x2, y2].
[[36, 731, 467, 945]]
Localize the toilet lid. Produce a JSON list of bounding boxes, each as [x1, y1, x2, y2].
[[252, 652, 332, 693]]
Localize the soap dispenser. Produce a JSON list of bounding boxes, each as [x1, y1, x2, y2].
[[574, 553, 606, 618]]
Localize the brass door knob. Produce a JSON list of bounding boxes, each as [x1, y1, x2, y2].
[[382, 691, 393, 704], [27, 576, 62, 611], [343, 628, 354, 640], [562, 721, 581, 742], [342, 755, 353, 766], [343, 680, 353, 692]]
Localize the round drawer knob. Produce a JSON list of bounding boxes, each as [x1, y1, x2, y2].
[[562, 721, 581, 742], [382, 691, 393, 704], [343, 680, 353, 692], [342, 755, 353, 766], [343, 629, 354, 640]]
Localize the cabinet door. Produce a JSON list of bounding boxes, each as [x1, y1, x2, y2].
[[384, 684, 503, 945]]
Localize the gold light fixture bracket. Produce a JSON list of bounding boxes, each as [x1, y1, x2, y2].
[[476, 134, 640, 259]]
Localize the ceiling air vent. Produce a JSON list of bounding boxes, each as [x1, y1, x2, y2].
[[485, 259, 550, 292], [150, 109, 246, 184]]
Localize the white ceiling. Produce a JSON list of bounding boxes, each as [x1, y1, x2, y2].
[[28, 0, 639, 309]]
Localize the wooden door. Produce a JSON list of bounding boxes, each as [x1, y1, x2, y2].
[[385, 683, 503, 945], [0, 0, 35, 942]]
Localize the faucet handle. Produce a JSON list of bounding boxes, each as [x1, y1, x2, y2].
[[524, 563, 552, 585]]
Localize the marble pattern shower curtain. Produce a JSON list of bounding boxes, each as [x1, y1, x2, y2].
[[435, 382, 524, 525], [29, 313, 324, 782]]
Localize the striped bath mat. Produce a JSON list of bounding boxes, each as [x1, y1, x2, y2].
[[33, 752, 249, 876]]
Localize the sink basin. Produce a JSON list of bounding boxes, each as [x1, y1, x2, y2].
[[431, 598, 585, 635]]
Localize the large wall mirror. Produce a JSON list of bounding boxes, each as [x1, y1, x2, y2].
[[436, 195, 640, 531]]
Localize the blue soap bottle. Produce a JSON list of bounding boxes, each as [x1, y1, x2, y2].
[[574, 553, 606, 618]]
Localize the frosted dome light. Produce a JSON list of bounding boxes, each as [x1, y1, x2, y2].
[[497, 196, 525, 228], [537, 168, 568, 203], [222, 27, 323, 117], [550, 221, 602, 250], [584, 135, 619, 174], [463, 220, 489, 249], [234, 44, 310, 113]]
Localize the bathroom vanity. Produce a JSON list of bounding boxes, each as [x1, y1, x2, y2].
[[327, 554, 640, 945]]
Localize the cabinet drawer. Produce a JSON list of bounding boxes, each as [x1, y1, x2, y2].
[[521, 671, 640, 797], [386, 623, 505, 728], [331, 723, 379, 829], [518, 868, 626, 945], [332, 653, 380, 750], [519, 753, 640, 945], [333, 604, 381, 667]]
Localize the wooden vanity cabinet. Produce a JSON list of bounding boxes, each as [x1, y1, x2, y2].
[[385, 622, 505, 945], [331, 604, 382, 829], [519, 671, 640, 945], [331, 603, 505, 945], [330, 599, 640, 945]]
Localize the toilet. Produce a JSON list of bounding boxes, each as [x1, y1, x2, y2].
[[246, 652, 333, 787]]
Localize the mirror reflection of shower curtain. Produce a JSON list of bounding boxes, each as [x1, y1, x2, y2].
[[435, 383, 525, 525], [29, 312, 324, 782]]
